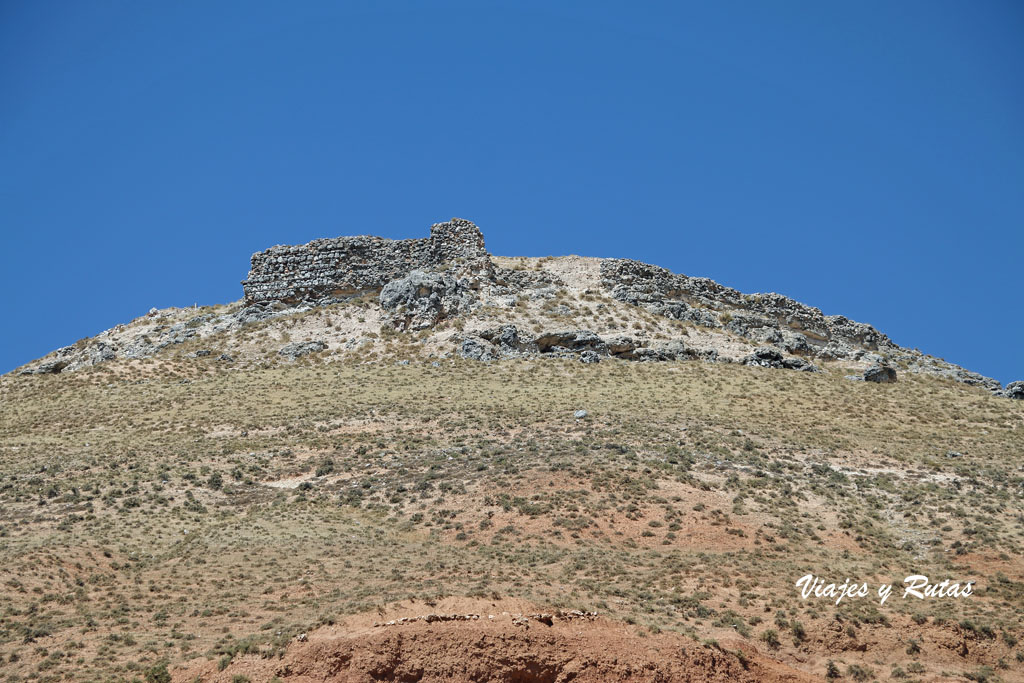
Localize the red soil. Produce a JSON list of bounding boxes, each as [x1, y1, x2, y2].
[[175, 598, 817, 682]]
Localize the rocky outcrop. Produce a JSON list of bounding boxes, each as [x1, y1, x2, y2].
[[14, 219, 1015, 395], [20, 359, 69, 375], [901, 355, 1003, 393], [741, 346, 819, 372], [864, 364, 897, 383], [380, 270, 477, 330], [1000, 381, 1024, 400], [458, 338, 498, 362], [599, 258, 894, 358], [279, 341, 327, 359], [478, 325, 536, 355], [455, 326, 718, 365], [242, 218, 492, 305], [533, 330, 607, 355]]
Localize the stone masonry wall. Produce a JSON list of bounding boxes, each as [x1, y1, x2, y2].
[[242, 218, 491, 304]]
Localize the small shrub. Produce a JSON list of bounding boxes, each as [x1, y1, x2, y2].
[[144, 662, 171, 683], [846, 664, 874, 681]]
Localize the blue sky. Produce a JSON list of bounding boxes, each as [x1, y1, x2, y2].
[[2, 1, 1022, 383]]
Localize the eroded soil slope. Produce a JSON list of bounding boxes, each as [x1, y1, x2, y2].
[[176, 598, 815, 682]]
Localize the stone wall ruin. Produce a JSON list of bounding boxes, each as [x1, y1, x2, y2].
[[241, 218, 491, 304]]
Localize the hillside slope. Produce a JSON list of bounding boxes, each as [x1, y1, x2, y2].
[[2, 354, 1023, 680], [2, 220, 1022, 681]]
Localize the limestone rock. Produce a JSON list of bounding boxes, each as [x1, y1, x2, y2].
[[458, 338, 496, 362], [22, 359, 68, 375], [534, 330, 607, 354], [901, 355, 1002, 393], [817, 341, 856, 360], [380, 270, 476, 330], [479, 324, 536, 355], [1003, 381, 1024, 400], [742, 346, 785, 367], [781, 357, 819, 372], [629, 340, 694, 362], [741, 346, 817, 372], [864, 364, 897, 383], [234, 302, 290, 325], [279, 341, 327, 359], [781, 330, 811, 355], [599, 258, 895, 358], [603, 335, 638, 357]]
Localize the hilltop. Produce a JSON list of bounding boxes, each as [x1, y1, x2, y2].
[[14, 219, 1023, 400]]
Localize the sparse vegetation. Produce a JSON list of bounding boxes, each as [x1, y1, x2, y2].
[[0, 288, 1021, 680]]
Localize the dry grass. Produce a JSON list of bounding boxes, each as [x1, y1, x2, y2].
[[1, 354, 1022, 681]]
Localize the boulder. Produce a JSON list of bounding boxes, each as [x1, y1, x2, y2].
[[533, 330, 607, 354], [741, 346, 817, 372], [630, 341, 682, 362], [279, 341, 327, 359], [657, 339, 691, 360], [379, 270, 475, 330], [781, 357, 819, 372], [696, 348, 719, 362], [579, 350, 601, 364], [747, 326, 784, 345], [29, 359, 69, 375], [742, 346, 785, 367], [86, 342, 117, 365], [458, 338, 496, 362], [864, 364, 897, 383], [479, 324, 535, 354], [1003, 381, 1024, 400], [234, 301, 290, 325], [817, 341, 855, 360], [630, 347, 670, 362], [781, 330, 812, 355], [604, 335, 638, 357]]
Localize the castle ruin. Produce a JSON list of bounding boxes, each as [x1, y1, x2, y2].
[[241, 218, 492, 304]]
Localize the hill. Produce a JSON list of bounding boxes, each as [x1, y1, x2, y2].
[[2, 219, 1022, 681]]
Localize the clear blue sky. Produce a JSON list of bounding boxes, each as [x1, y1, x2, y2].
[[2, 1, 1022, 383]]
